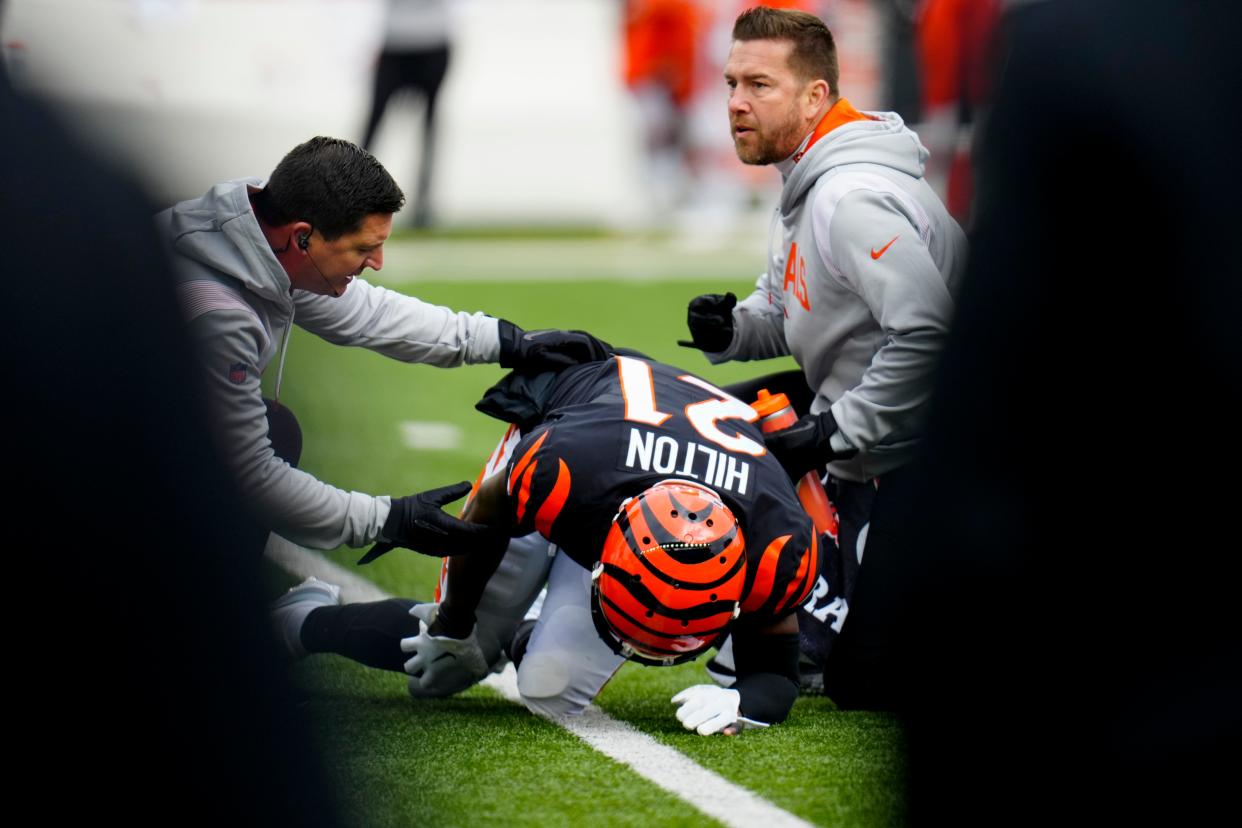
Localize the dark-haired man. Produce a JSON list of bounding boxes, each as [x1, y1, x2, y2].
[[158, 136, 598, 558], [681, 8, 967, 699]]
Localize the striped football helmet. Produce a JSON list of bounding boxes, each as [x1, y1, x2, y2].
[[590, 479, 745, 666]]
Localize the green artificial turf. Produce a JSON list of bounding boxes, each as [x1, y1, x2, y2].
[[297, 658, 720, 828], [597, 662, 906, 827], [266, 239, 906, 826]]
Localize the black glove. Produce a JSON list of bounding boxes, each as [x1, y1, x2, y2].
[[497, 319, 613, 373], [357, 481, 509, 564], [677, 292, 736, 352], [763, 410, 854, 480]]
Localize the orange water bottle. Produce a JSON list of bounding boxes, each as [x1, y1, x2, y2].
[[752, 389, 839, 537]]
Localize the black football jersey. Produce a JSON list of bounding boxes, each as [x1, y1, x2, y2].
[[501, 355, 822, 627]]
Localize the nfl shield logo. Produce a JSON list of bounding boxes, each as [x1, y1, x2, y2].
[[228, 362, 249, 384]]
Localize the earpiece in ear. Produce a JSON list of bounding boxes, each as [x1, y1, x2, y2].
[[298, 233, 310, 251]]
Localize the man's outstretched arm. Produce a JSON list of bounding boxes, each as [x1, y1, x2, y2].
[[431, 471, 513, 638]]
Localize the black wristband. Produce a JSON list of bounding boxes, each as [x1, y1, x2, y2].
[[732, 629, 801, 685], [730, 629, 801, 724], [496, 319, 521, 368], [431, 601, 476, 639], [734, 672, 799, 724], [379, 496, 406, 542]]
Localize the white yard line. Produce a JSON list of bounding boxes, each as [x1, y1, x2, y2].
[[268, 536, 816, 828], [554, 704, 815, 828], [398, 420, 463, 451], [265, 534, 389, 603]]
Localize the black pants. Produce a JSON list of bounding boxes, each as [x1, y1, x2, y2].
[[302, 599, 421, 673], [361, 45, 450, 228], [819, 464, 919, 710]]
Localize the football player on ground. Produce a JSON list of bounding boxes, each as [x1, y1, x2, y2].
[[275, 352, 846, 734]]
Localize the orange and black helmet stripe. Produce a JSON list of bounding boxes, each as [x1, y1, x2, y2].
[[612, 505, 744, 591], [598, 562, 742, 622], [592, 480, 746, 665], [597, 598, 732, 656]]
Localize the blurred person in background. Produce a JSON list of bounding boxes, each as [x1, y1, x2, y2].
[[911, 0, 1001, 223], [876, 0, 923, 125], [624, 0, 826, 231], [361, 0, 453, 228], [623, 0, 706, 217], [680, 5, 966, 703]]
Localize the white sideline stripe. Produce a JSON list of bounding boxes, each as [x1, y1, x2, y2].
[[555, 706, 815, 828], [478, 667, 812, 828], [267, 539, 815, 828], [265, 534, 387, 604]]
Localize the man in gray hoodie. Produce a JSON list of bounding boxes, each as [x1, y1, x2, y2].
[[159, 136, 604, 561], [682, 8, 967, 698]]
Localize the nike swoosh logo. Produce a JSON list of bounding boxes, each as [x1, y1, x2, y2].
[[433, 652, 457, 663], [871, 236, 899, 260]]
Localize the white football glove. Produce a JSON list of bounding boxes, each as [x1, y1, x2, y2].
[[671, 684, 770, 736], [402, 603, 489, 698]]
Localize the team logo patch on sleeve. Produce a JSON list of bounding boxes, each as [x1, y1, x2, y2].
[[228, 362, 249, 384]]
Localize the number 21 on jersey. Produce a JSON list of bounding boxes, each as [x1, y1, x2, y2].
[[616, 355, 764, 457]]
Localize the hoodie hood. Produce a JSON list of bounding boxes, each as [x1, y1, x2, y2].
[[781, 106, 930, 214], [164, 177, 292, 306]]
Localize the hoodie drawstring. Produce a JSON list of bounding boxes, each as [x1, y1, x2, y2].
[[273, 303, 294, 405]]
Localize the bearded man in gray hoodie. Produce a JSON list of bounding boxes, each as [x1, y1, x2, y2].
[[682, 7, 968, 704], [158, 136, 606, 562]]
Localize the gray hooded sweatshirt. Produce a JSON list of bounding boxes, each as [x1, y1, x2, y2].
[[156, 178, 500, 549], [712, 101, 967, 481]]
